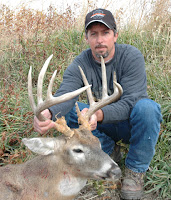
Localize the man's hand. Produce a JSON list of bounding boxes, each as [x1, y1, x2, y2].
[[81, 108, 104, 131], [33, 109, 56, 134]]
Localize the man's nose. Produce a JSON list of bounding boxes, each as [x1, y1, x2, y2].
[[96, 34, 103, 43]]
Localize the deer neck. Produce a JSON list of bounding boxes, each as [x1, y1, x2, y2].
[[58, 170, 87, 198], [23, 155, 87, 198]]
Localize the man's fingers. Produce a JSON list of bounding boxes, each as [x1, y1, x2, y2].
[[33, 116, 55, 134], [81, 108, 98, 131], [81, 108, 89, 115], [36, 122, 55, 135], [36, 118, 52, 127], [41, 109, 52, 119], [89, 114, 97, 131]]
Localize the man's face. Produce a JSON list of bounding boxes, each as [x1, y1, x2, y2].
[[86, 23, 118, 62]]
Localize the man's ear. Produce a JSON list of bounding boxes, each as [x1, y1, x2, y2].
[[114, 32, 118, 43], [85, 34, 88, 43]]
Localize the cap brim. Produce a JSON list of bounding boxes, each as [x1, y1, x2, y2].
[[85, 20, 111, 30]]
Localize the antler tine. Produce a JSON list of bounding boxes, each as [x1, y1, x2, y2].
[[78, 66, 94, 106], [113, 71, 123, 95], [37, 54, 53, 105], [28, 55, 91, 121], [101, 56, 108, 99], [47, 69, 57, 100], [78, 56, 123, 121]]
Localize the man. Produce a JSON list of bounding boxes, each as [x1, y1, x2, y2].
[[34, 9, 162, 199]]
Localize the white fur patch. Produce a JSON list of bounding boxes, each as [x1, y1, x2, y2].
[[100, 162, 112, 172], [58, 173, 86, 196]]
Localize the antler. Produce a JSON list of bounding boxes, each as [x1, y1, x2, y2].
[[77, 56, 123, 127], [28, 54, 90, 122]]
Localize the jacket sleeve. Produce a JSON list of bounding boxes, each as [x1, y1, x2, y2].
[[101, 48, 148, 123]]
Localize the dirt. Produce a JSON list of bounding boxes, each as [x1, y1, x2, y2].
[[75, 180, 160, 200]]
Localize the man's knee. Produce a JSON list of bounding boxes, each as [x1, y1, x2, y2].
[[129, 99, 162, 152], [130, 98, 162, 124]]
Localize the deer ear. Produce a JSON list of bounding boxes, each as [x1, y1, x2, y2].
[[22, 138, 56, 155]]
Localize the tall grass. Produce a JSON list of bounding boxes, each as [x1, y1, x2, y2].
[[0, 0, 170, 198]]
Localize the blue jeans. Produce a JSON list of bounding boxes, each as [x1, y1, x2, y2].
[[65, 99, 162, 173]]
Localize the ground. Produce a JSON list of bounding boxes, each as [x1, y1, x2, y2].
[[75, 180, 160, 200]]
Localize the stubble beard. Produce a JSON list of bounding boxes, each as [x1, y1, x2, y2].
[[95, 51, 109, 59]]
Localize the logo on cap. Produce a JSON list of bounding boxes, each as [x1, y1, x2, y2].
[[91, 9, 106, 19]]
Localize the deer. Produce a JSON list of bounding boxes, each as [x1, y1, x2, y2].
[[0, 55, 123, 200]]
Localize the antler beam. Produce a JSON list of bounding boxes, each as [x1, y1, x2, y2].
[[78, 56, 123, 121], [28, 54, 91, 121]]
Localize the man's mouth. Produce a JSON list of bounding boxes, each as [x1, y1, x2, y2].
[[95, 45, 107, 50]]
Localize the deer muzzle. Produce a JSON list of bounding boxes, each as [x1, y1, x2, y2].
[[107, 163, 122, 180], [94, 162, 121, 181]]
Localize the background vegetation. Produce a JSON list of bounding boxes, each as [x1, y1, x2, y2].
[[0, 0, 170, 199]]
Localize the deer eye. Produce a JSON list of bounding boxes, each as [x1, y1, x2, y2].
[[73, 149, 83, 153]]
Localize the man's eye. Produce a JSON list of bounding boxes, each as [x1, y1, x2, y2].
[[91, 32, 96, 36], [104, 31, 109, 34]]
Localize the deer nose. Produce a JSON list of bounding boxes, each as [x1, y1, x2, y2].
[[113, 167, 122, 179], [108, 165, 122, 180]]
